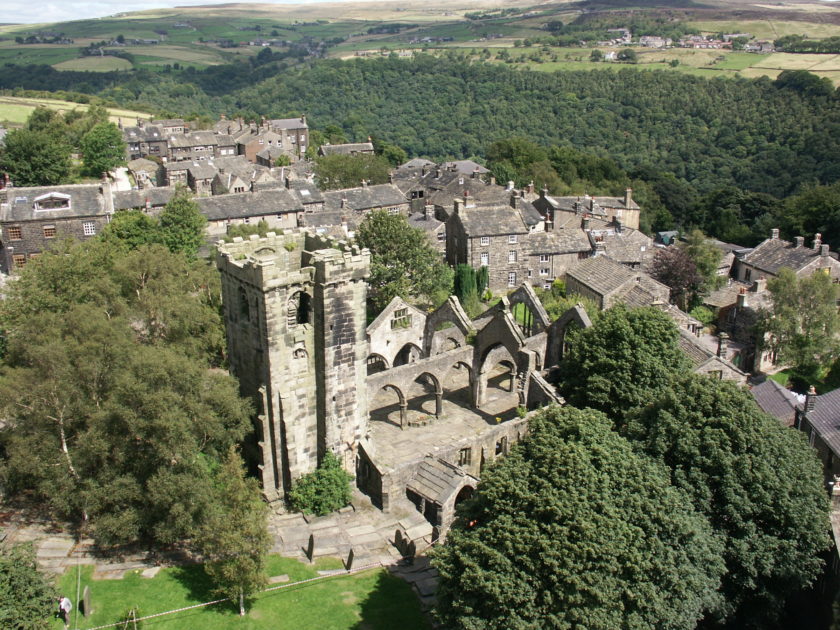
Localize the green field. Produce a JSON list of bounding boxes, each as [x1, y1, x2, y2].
[[0, 95, 149, 125], [52, 56, 133, 72], [53, 555, 430, 630]]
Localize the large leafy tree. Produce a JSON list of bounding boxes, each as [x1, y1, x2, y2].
[[0, 543, 58, 630], [649, 245, 701, 309], [314, 153, 390, 190], [433, 405, 724, 630], [196, 448, 270, 616], [625, 375, 830, 625], [0, 128, 71, 186], [0, 240, 248, 546], [80, 121, 126, 176], [557, 305, 689, 417], [355, 210, 453, 315], [758, 267, 840, 380], [158, 187, 207, 259]]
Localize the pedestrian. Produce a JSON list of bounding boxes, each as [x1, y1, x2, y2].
[[58, 595, 72, 629]]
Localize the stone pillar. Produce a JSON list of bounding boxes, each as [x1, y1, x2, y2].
[[434, 390, 443, 418], [399, 402, 408, 429]]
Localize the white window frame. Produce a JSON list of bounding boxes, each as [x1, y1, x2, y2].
[[480, 252, 489, 266], [508, 250, 517, 263], [480, 236, 490, 246], [82, 221, 96, 236], [539, 254, 549, 263], [508, 272, 517, 287], [508, 234, 517, 244]]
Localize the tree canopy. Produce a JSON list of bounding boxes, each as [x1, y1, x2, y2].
[[433, 405, 724, 630], [557, 305, 690, 417], [0, 543, 58, 630], [0, 127, 71, 186], [624, 375, 830, 624], [355, 210, 453, 315], [158, 187, 208, 259], [80, 121, 126, 176], [314, 153, 391, 190]]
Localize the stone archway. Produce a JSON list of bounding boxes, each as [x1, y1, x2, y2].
[[380, 383, 407, 429], [366, 353, 389, 375], [393, 342, 423, 367]]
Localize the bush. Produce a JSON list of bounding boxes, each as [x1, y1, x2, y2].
[[689, 305, 714, 326], [288, 452, 352, 516]]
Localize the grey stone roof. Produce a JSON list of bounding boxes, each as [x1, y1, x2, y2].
[[188, 163, 218, 180], [256, 145, 285, 160], [269, 117, 308, 130], [2, 185, 106, 221], [408, 211, 443, 232], [123, 125, 165, 142], [113, 187, 174, 210], [458, 203, 528, 237], [197, 189, 303, 221], [322, 184, 406, 213], [678, 328, 715, 367], [286, 179, 324, 204], [152, 118, 184, 127], [127, 158, 158, 173], [742, 237, 831, 275], [216, 133, 235, 147], [168, 131, 218, 148], [751, 379, 799, 424], [527, 230, 591, 255], [398, 158, 435, 170], [319, 142, 374, 155], [801, 387, 840, 455], [590, 224, 652, 265], [566, 256, 639, 296], [406, 457, 470, 505], [164, 161, 190, 172], [442, 160, 489, 175]]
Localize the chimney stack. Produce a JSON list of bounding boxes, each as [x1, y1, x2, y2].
[[472, 167, 480, 179], [490, 176, 496, 186], [752, 277, 766, 293], [527, 180, 534, 195], [545, 210, 554, 233], [806, 385, 818, 412], [813, 233, 822, 250], [737, 287, 748, 309], [300, 115, 306, 125], [717, 332, 729, 358], [821, 244, 830, 257], [771, 228, 779, 240], [340, 196, 347, 209], [794, 236, 804, 248], [624, 187, 633, 207], [454, 198, 463, 216], [582, 217, 591, 231], [540, 187, 548, 200], [507, 180, 515, 191]]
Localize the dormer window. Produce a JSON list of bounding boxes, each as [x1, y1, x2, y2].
[[33, 192, 70, 211]]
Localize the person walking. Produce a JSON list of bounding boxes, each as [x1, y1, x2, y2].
[[58, 595, 72, 629]]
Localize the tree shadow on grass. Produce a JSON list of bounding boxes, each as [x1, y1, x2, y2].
[[351, 570, 431, 630], [168, 564, 217, 605]]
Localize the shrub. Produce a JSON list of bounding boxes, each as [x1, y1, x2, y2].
[[288, 452, 352, 516], [689, 305, 714, 326]]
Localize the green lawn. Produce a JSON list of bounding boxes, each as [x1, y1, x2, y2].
[[54, 555, 430, 630]]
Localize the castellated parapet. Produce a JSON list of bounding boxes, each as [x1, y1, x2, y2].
[[216, 230, 370, 504]]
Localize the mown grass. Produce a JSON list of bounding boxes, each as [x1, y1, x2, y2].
[[54, 555, 430, 630], [0, 95, 148, 125], [52, 57, 133, 72]]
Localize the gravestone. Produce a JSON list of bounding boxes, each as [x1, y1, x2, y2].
[[306, 534, 314, 562], [345, 548, 354, 571], [82, 585, 92, 617]]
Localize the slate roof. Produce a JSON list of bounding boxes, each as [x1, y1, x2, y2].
[[168, 131, 218, 148], [398, 158, 435, 170], [590, 224, 652, 265], [319, 142, 374, 155], [2, 185, 106, 221], [406, 457, 471, 505], [751, 379, 800, 425], [256, 145, 285, 160], [113, 187, 174, 210], [322, 184, 407, 213], [566, 256, 638, 296], [123, 125, 165, 142], [188, 163, 218, 180], [269, 117, 308, 130], [678, 329, 714, 368], [196, 189, 303, 221], [408, 211, 443, 232], [127, 158, 158, 173], [458, 203, 528, 237], [442, 160, 489, 175], [526, 229, 591, 255], [741, 237, 831, 275], [704, 280, 753, 309], [801, 387, 840, 455]]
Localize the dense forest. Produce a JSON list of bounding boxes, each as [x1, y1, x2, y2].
[[1, 54, 839, 243]]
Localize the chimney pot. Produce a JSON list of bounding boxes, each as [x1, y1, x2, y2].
[[806, 385, 818, 412], [822, 244, 830, 257], [771, 228, 779, 240]]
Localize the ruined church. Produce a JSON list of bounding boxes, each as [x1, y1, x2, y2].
[[216, 229, 588, 536]]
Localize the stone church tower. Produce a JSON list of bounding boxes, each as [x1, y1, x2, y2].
[[216, 231, 370, 503]]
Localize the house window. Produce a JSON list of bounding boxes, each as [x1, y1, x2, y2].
[[391, 307, 412, 329], [508, 235, 517, 244], [458, 447, 471, 466], [539, 254, 549, 263], [82, 221, 96, 236], [480, 252, 489, 266], [12, 254, 26, 268], [387, 207, 400, 215], [744, 268, 752, 282], [43, 225, 56, 238], [527, 269, 532, 278], [480, 236, 490, 246], [540, 268, 549, 276], [234, 187, 245, 193], [508, 272, 517, 287], [7, 226, 22, 240], [578, 251, 589, 260], [437, 231, 445, 241], [508, 250, 517, 263]]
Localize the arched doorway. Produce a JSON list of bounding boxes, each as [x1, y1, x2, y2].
[[393, 342, 423, 367], [366, 353, 389, 375]]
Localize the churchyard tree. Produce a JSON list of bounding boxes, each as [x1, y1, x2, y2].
[[356, 210, 453, 315], [557, 305, 689, 417], [158, 187, 207, 259], [196, 448, 270, 616], [433, 405, 724, 630], [0, 543, 58, 630], [625, 374, 830, 625]]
